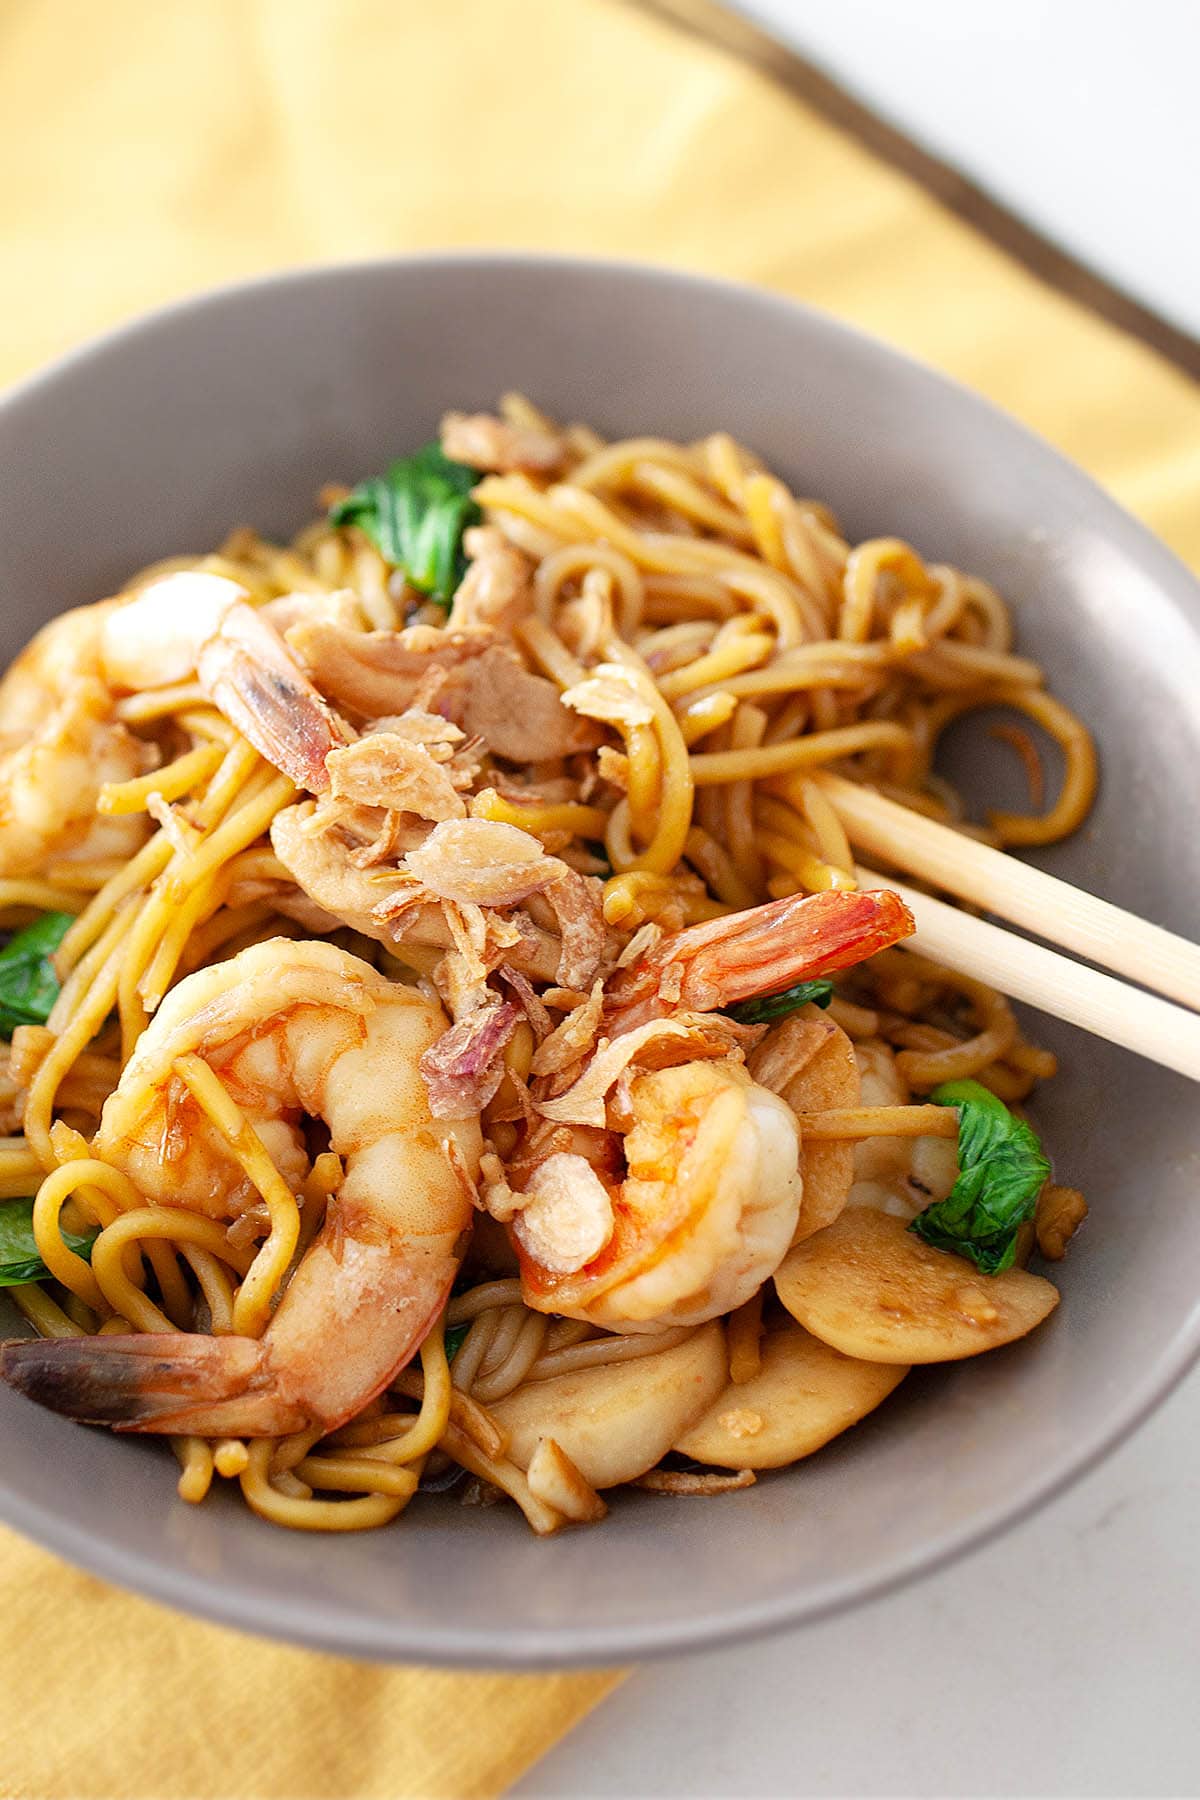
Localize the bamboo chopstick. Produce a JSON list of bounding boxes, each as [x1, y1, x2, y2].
[[815, 771, 1200, 1014], [857, 866, 1200, 1083]]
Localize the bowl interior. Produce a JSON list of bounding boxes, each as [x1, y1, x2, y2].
[[1, 257, 1197, 1667]]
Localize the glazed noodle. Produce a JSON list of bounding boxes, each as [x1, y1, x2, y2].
[[0, 395, 1093, 1534]]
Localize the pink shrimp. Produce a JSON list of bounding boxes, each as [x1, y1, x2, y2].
[[601, 888, 913, 1030], [99, 571, 348, 791], [509, 887, 914, 1331], [0, 939, 480, 1435], [0, 604, 153, 876]]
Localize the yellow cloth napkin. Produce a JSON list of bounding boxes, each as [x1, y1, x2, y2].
[[0, 3, 1197, 1797]]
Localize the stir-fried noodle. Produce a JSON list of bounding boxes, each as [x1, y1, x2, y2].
[[0, 396, 1092, 1532]]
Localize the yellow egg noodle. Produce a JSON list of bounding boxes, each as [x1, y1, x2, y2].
[[0, 396, 1092, 1533]]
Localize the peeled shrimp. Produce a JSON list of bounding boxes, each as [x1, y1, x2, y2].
[[0, 604, 151, 875], [846, 1038, 959, 1218], [747, 1008, 862, 1242], [517, 1058, 804, 1331], [510, 888, 914, 1332], [0, 604, 108, 743], [750, 1028, 958, 1224], [99, 571, 348, 791], [1, 940, 480, 1435]]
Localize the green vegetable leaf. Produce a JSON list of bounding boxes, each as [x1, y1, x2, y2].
[[727, 978, 834, 1026], [0, 911, 73, 1039], [329, 443, 482, 604], [909, 1078, 1050, 1274], [444, 1321, 470, 1362], [0, 1195, 98, 1288]]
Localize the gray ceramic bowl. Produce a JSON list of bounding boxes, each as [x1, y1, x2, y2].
[[1, 256, 1197, 1669]]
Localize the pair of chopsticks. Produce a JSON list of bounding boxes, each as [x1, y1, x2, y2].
[[811, 771, 1200, 1084]]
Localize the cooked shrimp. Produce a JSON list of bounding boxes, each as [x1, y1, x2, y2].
[[515, 1059, 803, 1331], [747, 1007, 862, 1241], [508, 887, 914, 1331], [0, 603, 151, 875], [1, 939, 481, 1434], [99, 570, 348, 791], [846, 1038, 958, 1218], [602, 888, 914, 1031], [0, 603, 107, 742]]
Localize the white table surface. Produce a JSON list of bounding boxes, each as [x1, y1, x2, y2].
[[514, 1363, 1200, 1797], [513, 8, 1199, 1796]]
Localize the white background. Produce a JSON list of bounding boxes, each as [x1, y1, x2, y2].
[[738, 0, 1200, 336], [514, 6, 1200, 1796]]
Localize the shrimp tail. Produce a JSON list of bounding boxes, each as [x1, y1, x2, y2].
[[197, 602, 349, 794], [607, 888, 913, 1023], [0, 1334, 301, 1436], [0, 1239, 459, 1437]]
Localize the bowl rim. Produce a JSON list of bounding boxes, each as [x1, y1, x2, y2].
[[2, 249, 1199, 1669]]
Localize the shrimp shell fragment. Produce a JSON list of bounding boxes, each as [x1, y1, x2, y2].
[[3, 940, 481, 1436]]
